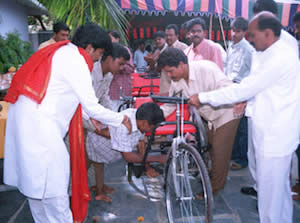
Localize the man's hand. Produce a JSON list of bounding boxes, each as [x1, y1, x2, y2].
[[90, 118, 103, 132], [122, 115, 132, 134], [233, 101, 247, 117], [188, 94, 201, 108]]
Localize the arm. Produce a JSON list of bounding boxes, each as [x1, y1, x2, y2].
[[159, 82, 177, 117], [61, 52, 124, 127], [95, 127, 111, 139], [198, 52, 289, 107]]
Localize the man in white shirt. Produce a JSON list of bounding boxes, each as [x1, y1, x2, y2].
[[189, 13, 300, 223], [239, 0, 299, 199], [160, 24, 188, 95], [292, 11, 300, 201], [225, 17, 254, 171], [144, 31, 167, 72], [133, 40, 148, 73], [96, 102, 166, 178], [85, 43, 130, 203], [4, 23, 132, 223]]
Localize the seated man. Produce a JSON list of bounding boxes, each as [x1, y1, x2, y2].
[[157, 48, 240, 194], [93, 103, 166, 198]]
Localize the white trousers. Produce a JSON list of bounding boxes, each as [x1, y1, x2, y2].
[[28, 195, 73, 223], [256, 153, 293, 223], [247, 119, 257, 190], [248, 118, 293, 223]]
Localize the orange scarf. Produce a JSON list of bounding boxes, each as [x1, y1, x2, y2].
[[5, 40, 92, 222]]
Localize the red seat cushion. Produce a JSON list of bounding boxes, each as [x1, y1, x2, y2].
[[131, 73, 160, 96], [145, 123, 196, 136]]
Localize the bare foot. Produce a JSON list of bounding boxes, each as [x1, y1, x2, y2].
[[95, 192, 112, 203], [102, 184, 115, 194], [145, 166, 160, 178]]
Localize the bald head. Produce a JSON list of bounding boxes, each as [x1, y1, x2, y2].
[[248, 11, 281, 51]]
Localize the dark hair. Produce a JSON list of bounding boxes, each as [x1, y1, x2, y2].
[[157, 48, 188, 68], [231, 17, 248, 31], [145, 45, 152, 52], [108, 30, 120, 39], [71, 23, 112, 54], [153, 31, 165, 39], [293, 12, 300, 23], [102, 43, 130, 62], [53, 22, 70, 33], [253, 0, 278, 15], [181, 22, 188, 30], [257, 14, 282, 37], [136, 103, 165, 125], [138, 40, 145, 46], [186, 18, 207, 31], [165, 24, 179, 35]]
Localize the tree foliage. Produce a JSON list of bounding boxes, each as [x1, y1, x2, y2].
[[38, 0, 129, 43]]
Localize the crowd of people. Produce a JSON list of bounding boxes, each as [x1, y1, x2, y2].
[[2, 0, 300, 223]]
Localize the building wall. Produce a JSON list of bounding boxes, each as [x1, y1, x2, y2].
[[0, 0, 29, 41]]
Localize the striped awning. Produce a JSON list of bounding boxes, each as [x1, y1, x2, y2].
[[116, 0, 300, 27]]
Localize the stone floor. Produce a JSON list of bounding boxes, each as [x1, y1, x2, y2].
[[1, 158, 300, 223]]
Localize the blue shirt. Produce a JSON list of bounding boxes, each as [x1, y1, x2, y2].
[[133, 49, 148, 73]]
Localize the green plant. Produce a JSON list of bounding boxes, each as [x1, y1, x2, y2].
[[38, 0, 129, 44], [0, 31, 33, 74]]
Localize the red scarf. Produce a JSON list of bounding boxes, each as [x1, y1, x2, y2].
[[5, 40, 92, 222]]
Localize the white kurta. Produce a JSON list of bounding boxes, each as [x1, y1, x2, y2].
[[198, 36, 300, 223], [199, 38, 300, 157], [4, 43, 124, 199]]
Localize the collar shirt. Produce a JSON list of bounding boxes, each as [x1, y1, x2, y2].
[[133, 49, 148, 73], [160, 60, 235, 130], [109, 108, 144, 153], [160, 41, 188, 94], [170, 40, 188, 51], [109, 47, 134, 100], [198, 38, 300, 157], [91, 61, 113, 109], [38, 38, 56, 50], [184, 39, 224, 71], [225, 38, 254, 83], [156, 43, 168, 54]]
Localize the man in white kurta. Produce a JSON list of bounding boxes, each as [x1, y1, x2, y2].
[[4, 24, 131, 223], [189, 13, 300, 223], [241, 0, 300, 199]]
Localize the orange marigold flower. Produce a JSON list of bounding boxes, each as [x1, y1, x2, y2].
[[138, 216, 144, 222]]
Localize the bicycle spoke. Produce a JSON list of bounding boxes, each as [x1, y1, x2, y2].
[[165, 143, 214, 223]]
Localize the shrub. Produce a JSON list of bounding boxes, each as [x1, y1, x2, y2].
[[0, 32, 33, 74]]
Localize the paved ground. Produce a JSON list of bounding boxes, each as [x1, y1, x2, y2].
[[1, 158, 300, 223]]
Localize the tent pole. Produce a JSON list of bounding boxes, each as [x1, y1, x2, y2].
[[218, 14, 228, 50], [209, 14, 213, 40]]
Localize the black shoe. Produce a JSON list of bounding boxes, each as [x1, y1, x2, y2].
[[240, 186, 257, 198]]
